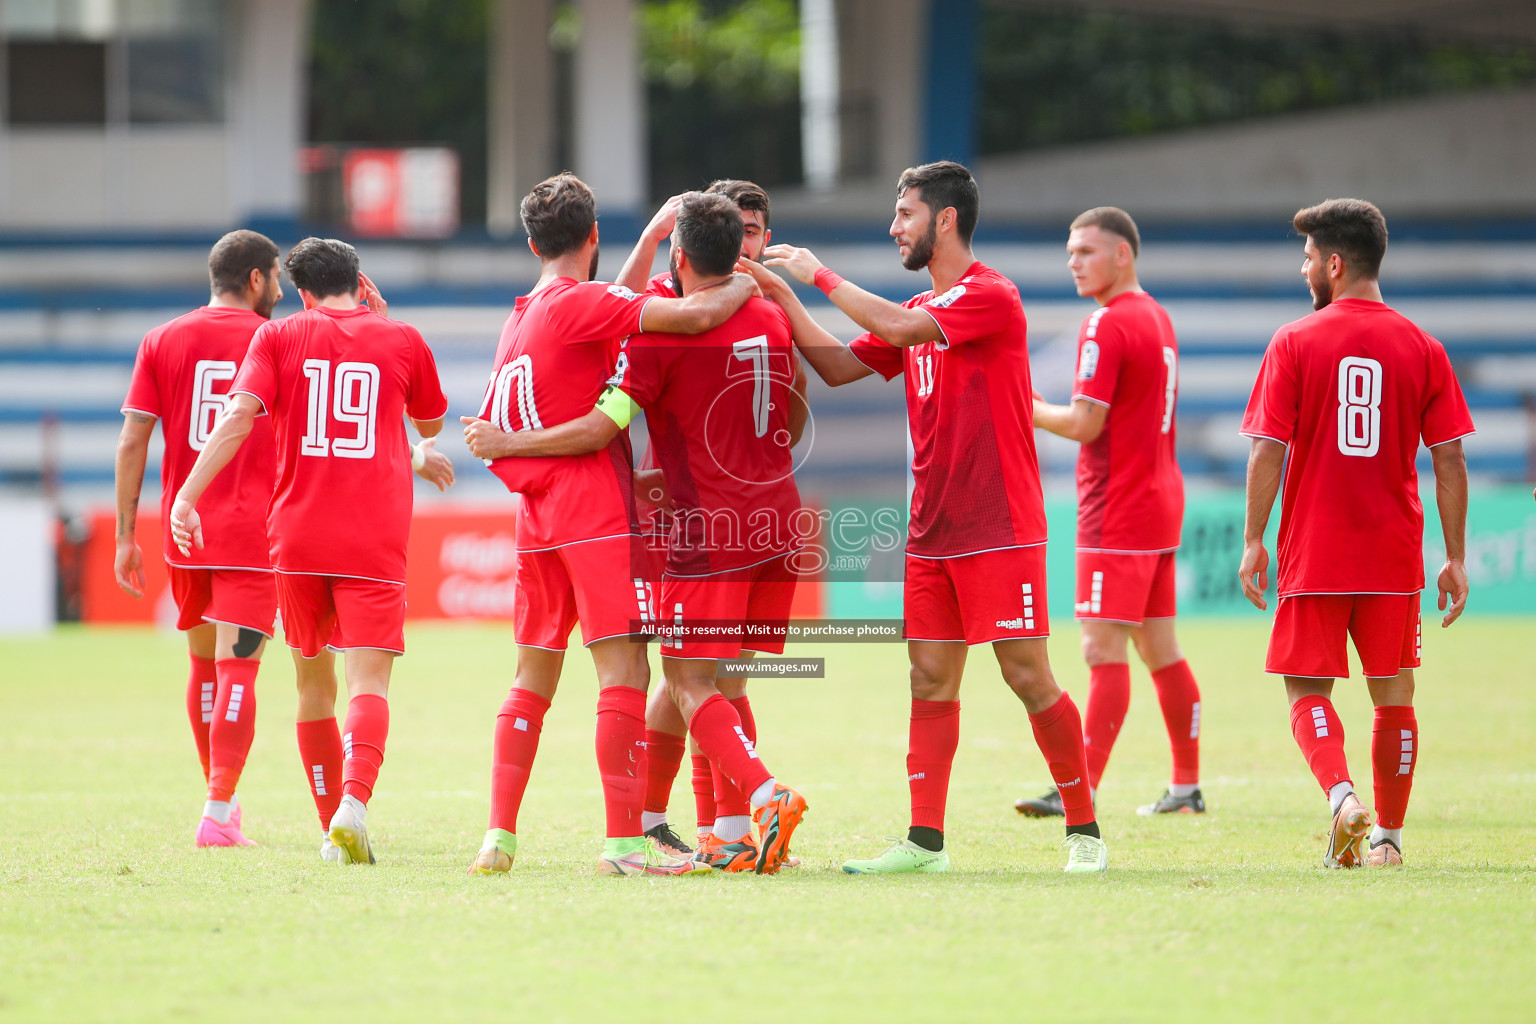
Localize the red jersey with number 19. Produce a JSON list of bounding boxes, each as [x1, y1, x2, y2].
[[1240, 298, 1474, 596], [848, 261, 1046, 558], [123, 306, 276, 571], [231, 305, 448, 584], [477, 278, 653, 551], [1072, 291, 1184, 553]]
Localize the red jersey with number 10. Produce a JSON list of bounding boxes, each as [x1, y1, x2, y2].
[[1240, 298, 1474, 596], [232, 305, 448, 584], [848, 261, 1046, 558], [122, 306, 276, 571], [1072, 290, 1184, 553]]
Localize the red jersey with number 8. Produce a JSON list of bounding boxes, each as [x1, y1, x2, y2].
[[1071, 291, 1183, 553], [232, 305, 448, 584], [1240, 298, 1474, 596], [123, 306, 276, 571]]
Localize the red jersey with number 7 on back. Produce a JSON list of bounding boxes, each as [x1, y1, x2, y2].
[[231, 305, 448, 584], [1240, 297, 1474, 597]]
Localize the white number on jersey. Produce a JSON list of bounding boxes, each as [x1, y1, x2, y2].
[[300, 358, 381, 459], [1336, 356, 1383, 457], [731, 335, 771, 437], [486, 354, 542, 433], [1160, 346, 1177, 434], [914, 352, 936, 398], [188, 359, 237, 452]]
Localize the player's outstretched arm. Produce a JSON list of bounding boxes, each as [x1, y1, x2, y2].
[[1239, 437, 1286, 610], [1431, 439, 1469, 626], [616, 195, 683, 294], [169, 394, 260, 555], [764, 244, 943, 349], [640, 274, 754, 335], [1032, 397, 1108, 443], [736, 258, 872, 387], [113, 411, 157, 597], [461, 401, 621, 460]]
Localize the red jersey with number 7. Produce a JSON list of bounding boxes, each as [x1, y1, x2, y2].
[[231, 305, 448, 584], [1240, 297, 1474, 597], [1071, 290, 1184, 553], [122, 305, 276, 571], [848, 261, 1046, 558]]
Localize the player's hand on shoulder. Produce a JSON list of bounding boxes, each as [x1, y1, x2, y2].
[[736, 258, 788, 302], [763, 244, 822, 285], [413, 438, 456, 491], [1436, 558, 1468, 627], [359, 271, 388, 318], [113, 541, 146, 598], [169, 497, 203, 556], [1238, 540, 1269, 610]]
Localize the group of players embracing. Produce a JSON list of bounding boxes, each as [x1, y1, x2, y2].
[[117, 157, 1471, 877]]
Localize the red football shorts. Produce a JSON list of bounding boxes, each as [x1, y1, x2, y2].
[[168, 566, 277, 636], [905, 545, 1049, 645], [276, 572, 407, 658], [658, 553, 799, 660], [1074, 550, 1177, 624], [513, 536, 657, 650], [1267, 593, 1422, 679]]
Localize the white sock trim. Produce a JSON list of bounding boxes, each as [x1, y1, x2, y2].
[[203, 799, 232, 824], [749, 778, 776, 810], [1168, 782, 1198, 798], [1328, 781, 1354, 815], [640, 810, 668, 833], [712, 815, 752, 842]]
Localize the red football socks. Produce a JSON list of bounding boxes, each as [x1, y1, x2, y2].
[[488, 687, 550, 834], [1083, 663, 1131, 791], [296, 716, 344, 831], [712, 695, 758, 818], [908, 698, 960, 831], [687, 693, 772, 801], [595, 686, 648, 838], [1151, 659, 1202, 786], [186, 653, 216, 782], [341, 693, 389, 803], [1028, 692, 1096, 827], [206, 658, 258, 802], [690, 753, 714, 830], [1372, 704, 1417, 829], [1289, 695, 1351, 793], [643, 728, 686, 815]]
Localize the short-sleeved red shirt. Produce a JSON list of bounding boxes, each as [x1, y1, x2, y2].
[[476, 279, 653, 551], [122, 306, 275, 571], [1240, 298, 1475, 596], [848, 261, 1046, 558], [1071, 291, 1184, 553], [614, 296, 801, 576], [232, 305, 448, 584]]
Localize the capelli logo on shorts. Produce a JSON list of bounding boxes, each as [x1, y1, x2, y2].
[[995, 617, 1024, 629]]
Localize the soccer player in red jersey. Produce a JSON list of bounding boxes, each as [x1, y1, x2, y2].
[[745, 160, 1108, 874], [1015, 207, 1206, 819], [466, 191, 809, 874], [459, 174, 758, 878], [170, 237, 451, 866], [115, 229, 282, 848], [615, 179, 809, 859], [1240, 198, 1472, 868]]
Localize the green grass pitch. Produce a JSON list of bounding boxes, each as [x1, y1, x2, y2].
[[2, 619, 1533, 1022]]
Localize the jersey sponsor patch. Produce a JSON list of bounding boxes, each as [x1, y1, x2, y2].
[[927, 284, 967, 309], [1078, 340, 1100, 380], [607, 284, 638, 301]]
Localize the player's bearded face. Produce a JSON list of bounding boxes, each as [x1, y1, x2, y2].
[[669, 246, 683, 297], [1303, 240, 1331, 310], [255, 267, 281, 319], [901, 215, 938, 272]]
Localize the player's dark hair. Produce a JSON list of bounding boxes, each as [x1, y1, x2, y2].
[[705, 178, 770, 227], [1294, 198, 1388, 279], [1070, 206, 1140, 259], [520, 172, 596, 260], [208, 229, 280, 296], [675, 191, 744, 278], [284, 237, 360, 298], [896, 161, 979, 245]]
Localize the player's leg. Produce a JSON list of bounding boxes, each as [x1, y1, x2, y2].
[[1079, 620, 1132, 801], [640, 665, 694, 855], [184, 622, 217, 785], [325, 645, 394, 865], [1132, 615, 1206, 815], [1355, 595, 1421, 867], [195, 622, 265, 845], [705, 658, 754, 848], [293, 647, 344, 858]]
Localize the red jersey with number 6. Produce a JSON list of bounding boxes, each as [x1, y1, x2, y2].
[[232, 305, 448, 584], [122, 305, 276, 571], [1071, 291, 1184, 553], [1240, 297, 1474, 596], [612, 296, 800, 576], [848, 261, 1046, 558], [476, 278, 654, 551]]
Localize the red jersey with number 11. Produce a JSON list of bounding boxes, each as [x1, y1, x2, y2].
[[232, 305, 447, 584], [1240, 298, 1474, 596]]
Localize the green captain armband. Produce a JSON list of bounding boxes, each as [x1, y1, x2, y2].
[[595, 385, 641, 429]]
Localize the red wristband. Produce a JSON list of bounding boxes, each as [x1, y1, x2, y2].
[[813, 267, 845, 296]]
